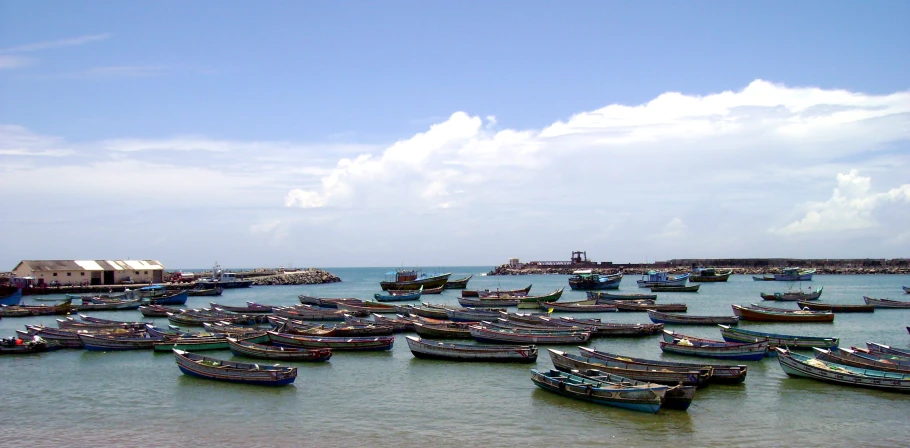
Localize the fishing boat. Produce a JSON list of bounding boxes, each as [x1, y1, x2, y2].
[[548, 349, 710, 389], [390, 284, 443, 295], [469, 324, 591, 344], [369, 313, 417, 332], [445, 307, 507, 322], [173, 349, 297, 386], [406, 336, 538, 362], [530, 369, 665, 413], [72, 297, 142, 311], [334, 300, 398, 314], [775, 348, 910, 392], [139, 304, 183, 317], [538, 316, 664, 337], [0, 286, 23, 306], [760, 286, 823, 301], [273, 305, 347, 321], [537, 299, 618, 313], [187, 286, 224, 297], [600, 300, 688, 313], [461, 285, 532, 298], [374, 288, 423, 302], [647, 310, 739, 325], [862, 296, 910, 308], [146, 290, 189, 306], [773, 267, 815, 281], [379, 269, 451, 291], [395, 303, 454, 319], [731, 304, 834, 323], [795, 301, 874, 313], [194, 263, 253, 289], [578, 347, 748, 384], [227, 337, 332, 361], [413, 321, 475, 339], [567, 270, 622, 290], [210, 301, 274, 313], [458, 296, 520, 308], [58, 316, 147, 331], [752, 275, 775, 281], [660, 330, 769, 361], [865, 342, 910, 359], [154, 336, 233, 352], [586, 291, 657, 301], [2, 300, 74, 316], [0, 336, 50, 354], [814, 347, 910, 373], [636, 271, 689, 288], [443, 275, 473, 289], [689, 267, 733, 282], [515, 288, 566, 309], [650, 285, 700, 293], [718, 325, 839, 351], [267, 331, 395, 351], [78, 333, 164, 351]]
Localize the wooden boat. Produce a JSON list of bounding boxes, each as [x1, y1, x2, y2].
[[731, 304, 834, 322], [752, 275, 775, 281], [689, 267, 732, 282], [515, 288, 566, 309], [374, 288, 423, 302], [2, 300, 74, 316], [154, 336, 231, 352], [538, 299, 617, 313], [549, 349, 710, 388], [462, 285, 532, 298], [601, 300, 688, 313], [297, 295, 358, 307], [795, 301, 874, 313], [370, 313, 417, 332], [579, 347, 748, 384], [443, 275, 473, 289], [862, 296, 910, 308], [772, 267, 815, 281], [586, 291, 657, 301], [187, 286, 223, 297], [647, 310, 738, 325], [567, 270, 622, 290], [814, 347, 910, 373], [904, 286, 910, 293], [72, 298, 142, 311], [78, 333, 164, 351], [379, 270, 451, 291], [0, 336, 50, 354], [19, 324, 145, 348], [718, 325, 839, 350], [650, 285, 700, 293], [660, 330, 769, 361], [459, 296, 520, 308], [227, 337, 332, 361], [395, 303, 454, 319], [446, 307, 507, 322], [145, 290, 189, 306], [760, 286, 823, 301], [636, 271, 689, 288], [539, 317, 663, 337], [271, 317, 395, 337], [865, 342, 910, 360], [406, 336, 537, 362], [267, 331, 395, 351], [468, 324, 591, 344], [852, 346, 910, 364], [58, 316, 147, 331], [0, 287, 23, 306], [530, 369, 665, 413], [413, 321, 475, 339], [139, 304, 183, 317], [776, 348, 910, 392], [390, 285, 443, 295], [173, 349, 296, 386], [273, 305, 347, 321], [79, 315, 149, 327], [210, 301, 274, 313], [333, 300, 398, 314]]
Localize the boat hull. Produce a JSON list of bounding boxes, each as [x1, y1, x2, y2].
[[406, 336, 537, 362], [530, 369, 663, 413], [776, 349, 910, 392]]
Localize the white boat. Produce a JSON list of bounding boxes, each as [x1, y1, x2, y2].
[[636, 271, 689, 288]]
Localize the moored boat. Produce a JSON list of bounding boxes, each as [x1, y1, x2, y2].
[[775, 348, 910, 392], [636, 271, 689, 288], [660, 330, 769, 361], [194, 263, 254, 289], [862, 296, 910, 308], [187, 286, 223, 297], [548, 349, 710, 388], [795, 301, 874, 313], [173, 349, 297, 386], [145, 290, 189, 306], [515, 288, 566, 309], [406, 336, 537, 362], [374, 288, 423, 302], [227, 337, 332, 361], [380, 270, 450, 291], [647, 310, 739, 325], [567, 270, 622, 290], [773, 267, 815, 281], [78, 333, 164, 351], [865, 342, 910, 359], [586, 291, 657, 301], [760, 286, 823, 301], [443, 275, 473, 289], [461, 285, 532, 298], [537, 299, 618, 313], [578, 346, 748, 384], [0, 336, 50, 354], [458, 296, 520, 308], [731, 304, 834, 323], [413, 321, 475, 339], [814, 347, 910, 373], [530, 369, 665, 413], [0, 286, 23, 306], [650, 284, 700, 293], [718, 325, 839, 351], [689, 267, 732, 282], [267, 331, 394, 351], [210, 301, 274, 313], [469, 324, 591, 345], [600, 300, 688, 313]]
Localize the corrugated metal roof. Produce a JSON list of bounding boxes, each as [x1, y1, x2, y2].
[[20, 260, 164, 271]]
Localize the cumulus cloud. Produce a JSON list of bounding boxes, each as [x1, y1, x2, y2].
[[770, 170, 910, 235]]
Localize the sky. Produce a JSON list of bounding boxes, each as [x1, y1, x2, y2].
[[1, 1, 909, 270]]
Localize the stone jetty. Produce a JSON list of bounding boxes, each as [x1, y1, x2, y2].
[[249, 268, 341, 286]]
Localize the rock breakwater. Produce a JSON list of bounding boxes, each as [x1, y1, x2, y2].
[[249, 269, 342, 285]]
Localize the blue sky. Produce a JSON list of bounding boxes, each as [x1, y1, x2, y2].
[[1, 1, 908, 269]]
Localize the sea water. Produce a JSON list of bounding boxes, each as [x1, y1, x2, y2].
[[2, 268, 908, 447]]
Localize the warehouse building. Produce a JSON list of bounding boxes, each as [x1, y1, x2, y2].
[[11, 260, 165, 286]]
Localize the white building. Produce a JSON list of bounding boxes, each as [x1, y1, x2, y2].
[[11, 260, 165, 286]]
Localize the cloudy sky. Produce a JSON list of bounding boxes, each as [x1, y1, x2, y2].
[[1, 2, 908, 270]]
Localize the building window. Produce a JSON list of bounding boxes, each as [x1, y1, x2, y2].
[[67, 272, 72, 276], [135, 271, 139, 275], [53, 273, 58, 276], [81, 272, 85, 276], [144, 271, 148, 274]]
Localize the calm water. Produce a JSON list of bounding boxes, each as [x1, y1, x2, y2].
[[3, 268, 909, 448]]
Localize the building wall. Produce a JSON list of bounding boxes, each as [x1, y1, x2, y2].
[[12, 262, 163, 286]]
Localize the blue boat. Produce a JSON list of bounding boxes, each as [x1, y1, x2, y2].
[[636, 271, 689, 288], [173, 349, 297, 386], [718, 325, 838, 352], [568, 270, 622, 290], [143, 288, 189, 305], [530, 369, 665, 413], [373, 288, 423, 302], [772, 267, 815, 281], [0, 287, 23, 306]]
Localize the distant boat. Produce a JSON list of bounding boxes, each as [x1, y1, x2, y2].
[[689, 267, 732, 282], [647, 310, 739, 325], [188, 286, 223, 297], [567, 270, 622, 290], [379, 269, 450, 291], [636, 271, 689, 288], [586, 291, 657, 301], [374, 287, 423, 302], [752, 275, 775, 281], [462, 285, 532, 298], [773, 267, 815, 281], [795, 301, 874, 313], [443, 275, 473, 289], [862, 296, 910, 309], [173, 349, 297, 386], [650, 284, 700, 293], [760, 286, 823, 301], [195, 263, 253, 289], [732, 304, 834, 323]]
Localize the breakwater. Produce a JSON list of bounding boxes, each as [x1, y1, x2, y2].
[[489, 265, 910, 276]]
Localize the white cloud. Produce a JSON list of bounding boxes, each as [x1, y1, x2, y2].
[[770, 170, 910, 235], [0, 55, 31, 70], [0, 33, 112, 53], [657, 218, 688, 238]]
